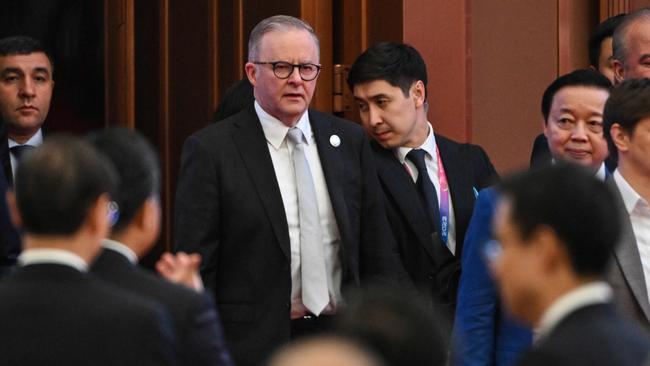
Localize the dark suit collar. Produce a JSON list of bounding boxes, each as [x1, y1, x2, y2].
[[371, 140, 437, 261], [231, 106, 291, 261]]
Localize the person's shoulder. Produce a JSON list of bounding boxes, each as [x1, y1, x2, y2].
[[435, 133, 488, 156]]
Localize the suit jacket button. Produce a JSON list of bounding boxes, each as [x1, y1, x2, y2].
[[427, 273, 434, 280]]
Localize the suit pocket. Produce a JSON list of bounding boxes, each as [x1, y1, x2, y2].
[[218, 303, 254, 323]]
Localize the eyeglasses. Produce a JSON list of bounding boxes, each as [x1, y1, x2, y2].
[[253, 61, 321, 81]]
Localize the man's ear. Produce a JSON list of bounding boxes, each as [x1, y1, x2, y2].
[[610, 123, 630, 153], [412, 80, 426, 108], [6, 190, 22, 229], [85, 194, 111, 239], [245, 62, 258, 87], [613, 59, 625, 85]]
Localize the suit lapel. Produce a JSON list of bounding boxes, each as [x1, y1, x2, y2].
[[609, 178, 650, 321], [372, 143, 436, 261], [231, 107, 291, 261], [436, 135, 474, 256]]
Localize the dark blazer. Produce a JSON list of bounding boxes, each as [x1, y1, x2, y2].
[[174, 105, 409, 366], [371, 134, 497, 319], [92, 247, 234, 366], [0, 263, 178, 366], [453, 188, 532, 366], [515, 303, 650, 365], [607, 178, 650, 332]]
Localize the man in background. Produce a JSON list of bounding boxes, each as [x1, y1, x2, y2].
[[0, 36, 53, 183], [531, 14, 623, 168]]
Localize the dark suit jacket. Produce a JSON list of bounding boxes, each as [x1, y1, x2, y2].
[[515, 303, 650, 365], [607, 178, 650, 332], [453, 188, 532, 366], [371, 134, 497, 320], [174, 105, 408, 366], [0, 263, 178, 366], [92, 247, 234, 366]]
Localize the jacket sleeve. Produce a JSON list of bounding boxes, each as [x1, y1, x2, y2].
[[452, 188, 499, 366]]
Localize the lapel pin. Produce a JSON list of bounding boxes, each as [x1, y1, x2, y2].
[[329, 134, 341, 147]]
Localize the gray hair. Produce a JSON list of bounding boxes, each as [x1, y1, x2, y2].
[[613, 7, 650, 66], [247, 15, 319, 61]]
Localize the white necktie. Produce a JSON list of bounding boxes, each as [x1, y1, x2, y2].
[[286, 127, 329, 315]]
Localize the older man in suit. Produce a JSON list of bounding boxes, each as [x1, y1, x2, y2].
[[0, 136, 178, 366], [174, 15, 408, 366], [492, 164, 650, 366], [347, 42, 498, 324], [604, 78, 650, 331], [90, 128, 233, 366]]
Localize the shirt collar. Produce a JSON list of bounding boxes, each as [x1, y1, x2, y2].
[[613, 169, 646, 214], [595, 163, 607, 181], [255, 100, 312, 150], [101, 239, 138, 264], [18, 248, 89, 272], [536, 281, 612, 341], [395, 123, 437, 164], [8, 128, 43, 148]]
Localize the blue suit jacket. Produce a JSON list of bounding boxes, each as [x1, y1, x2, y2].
[[452, 187, 532, 366]]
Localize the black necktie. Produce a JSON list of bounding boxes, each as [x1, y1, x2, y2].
[[10, 145, 35, 161], [407, 148, 442, 235]]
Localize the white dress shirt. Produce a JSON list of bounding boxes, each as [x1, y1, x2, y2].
[[255, 101, 342, 317], [101, 239, 138, 264], [18, 248, 89, 272], [614, 170, 650, 303], [535, 281, 612, 341], [9, 128, 43, 179], [395, 124, 457, 254]]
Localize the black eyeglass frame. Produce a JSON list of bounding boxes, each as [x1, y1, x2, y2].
[[252, 61, 322, 81]]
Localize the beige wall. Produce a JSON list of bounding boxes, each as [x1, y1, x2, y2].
[[471, 0, 558, 174]]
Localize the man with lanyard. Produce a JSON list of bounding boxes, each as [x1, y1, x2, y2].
[[348, 42, 498, 328]]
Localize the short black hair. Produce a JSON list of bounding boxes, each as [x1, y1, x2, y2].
[[0, 35, 54, 73], [14, 135, 117, 235], [497, 163, 620, 277], [347, 42, 427, 98], [212, 78, 254, 123], [88, 127, 160, 234], [541, 69, 611, 122], [603, 78, 650, 156], [588, 13, 626, 69]]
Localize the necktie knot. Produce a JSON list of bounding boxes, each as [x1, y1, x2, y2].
[[406, 148, 428, 173], [11, 145, 35, 160], [287, 127, 304, 146]]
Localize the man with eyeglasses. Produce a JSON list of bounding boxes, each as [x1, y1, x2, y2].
[[453, 69, 612, 366], [174, 15, 409, 366]]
